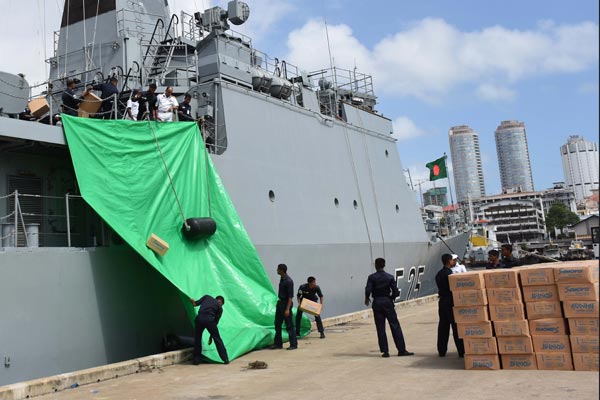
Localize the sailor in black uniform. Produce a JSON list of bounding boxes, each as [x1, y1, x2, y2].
[[295, 276, 325, 338], [365, 258, 414, 357], [435, 254, 465, 358], [61, 79, 88, 116], [190, 294, 229, 365], [271, 263, 298, 350]]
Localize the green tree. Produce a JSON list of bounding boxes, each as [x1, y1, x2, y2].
[[546, 203, 580, 237]]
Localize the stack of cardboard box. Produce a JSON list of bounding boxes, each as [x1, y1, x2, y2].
[[450, 260, 599, 371], [521, 266, 571, 370], [450, 271, 499, 370], [486, 269, 536, 370], [555, 263, 599, 371]]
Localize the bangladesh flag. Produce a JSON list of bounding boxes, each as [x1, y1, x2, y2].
[[426, 156, 447, 181]]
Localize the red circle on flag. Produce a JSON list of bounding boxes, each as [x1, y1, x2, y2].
[[433, 165, 440, 176]]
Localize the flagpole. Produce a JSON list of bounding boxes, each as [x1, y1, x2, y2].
[[444, 152, 455, 207]]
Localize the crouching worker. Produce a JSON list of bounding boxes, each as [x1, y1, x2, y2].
[[190, 295, 229, 365]]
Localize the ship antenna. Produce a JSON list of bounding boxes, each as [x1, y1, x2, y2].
[[324, 17, 336, 87]]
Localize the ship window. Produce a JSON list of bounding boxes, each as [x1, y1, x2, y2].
[[385, 150, 389, 157], [395, 204, 400, 213], [353, 200, 358, 209], [269, 190, 275, 202], [334, 198, 339, 207]]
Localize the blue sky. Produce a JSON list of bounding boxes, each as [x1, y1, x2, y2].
[[4, 0, 599, 201]]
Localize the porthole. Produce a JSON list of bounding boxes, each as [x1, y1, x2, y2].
[[269, 190, 275, 202]]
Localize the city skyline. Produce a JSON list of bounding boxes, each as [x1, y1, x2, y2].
[[1, 0, 598, 198]]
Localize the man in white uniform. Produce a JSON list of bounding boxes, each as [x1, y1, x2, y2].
[[450, 254, 467, 274], [125, 89, 141, 120], [156, 86, 179, 121]]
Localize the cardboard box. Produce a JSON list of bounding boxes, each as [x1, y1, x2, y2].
[[497, 336, 534, 354], [449, 272, 486, 291], [453, 306, 489, 323], [28, 97, 50, 118], [494, 320, 530, 337], [557, 283, 599, 301], [487, 288, 523, 304], [464, 354, 500, 370], [464, 337, 498, 354], [484, 270, 520, 288], [525, 301, 563, 320], [457, 321, 493, 338], [554, 263, 599, 283], [563, 301, 599, 318], [519, 266, 556, 286], [532, 335, 571, 353], [78, 92, 103, 117], [522, 285, 559, 303], [570, 335, 599, 353], [572, 353, 599, 371], [299, 298, 322, 316], [568, 318, 599, 336], [536, 352, 573, 370], [489, 304, 525, 321], [501, 354, 537, 370], [146, 233, 169, 256], [528, 318, 567, 336], [452, 289, 488, 306]]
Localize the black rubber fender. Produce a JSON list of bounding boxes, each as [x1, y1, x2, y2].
[[182, 217, 217, 239]]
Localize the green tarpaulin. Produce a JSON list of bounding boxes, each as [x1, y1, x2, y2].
[[62, 115, 309, 362]]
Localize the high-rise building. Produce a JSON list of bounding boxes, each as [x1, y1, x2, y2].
[[560, 135, 599, 204], [423, 187, 448, 207], [449, 125, 486, 204], [495, 120, 534, 192]]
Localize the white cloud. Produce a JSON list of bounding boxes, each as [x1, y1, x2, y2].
[[392, 116, 427, 141], [284, 18, 599, 102], [476, 83, 516, 101]]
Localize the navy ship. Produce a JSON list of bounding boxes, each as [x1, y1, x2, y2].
[[0, 0, 468, 385]]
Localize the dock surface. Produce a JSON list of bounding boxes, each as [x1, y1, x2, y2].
[[22, 300, 600, 400]]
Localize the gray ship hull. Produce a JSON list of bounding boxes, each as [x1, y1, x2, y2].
[[0, 0, 470, 385]]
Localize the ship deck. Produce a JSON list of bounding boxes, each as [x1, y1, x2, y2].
[[2, 297, 597, 400]]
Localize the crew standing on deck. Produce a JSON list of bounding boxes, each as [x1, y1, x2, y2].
[[89, 77, 119, 119], [364, 258, 414, 358], [61, 79, 88, 116], [435, 253, 465, 358], [271, 263, 298, 350], [295, 276, 325, 339], [156, 86, 179, 121], [190, 294, 229, 365], [178, 93, 195, 121], [138, 83, 158, 120]]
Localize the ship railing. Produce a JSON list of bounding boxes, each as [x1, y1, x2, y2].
[[308, 66, 374, 97], [116, 8, 170, 41], [0, 191, 98, 248]]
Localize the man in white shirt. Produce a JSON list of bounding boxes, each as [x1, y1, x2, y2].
[[156, 86, 179, 121], [125, 89, 141, 120], [450, 254, 467, 274]]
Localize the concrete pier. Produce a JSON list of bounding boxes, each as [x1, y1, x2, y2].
[[2, 296, 598, 400]]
